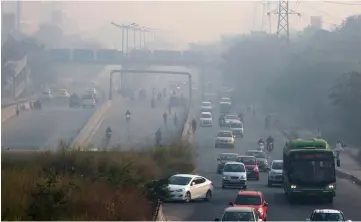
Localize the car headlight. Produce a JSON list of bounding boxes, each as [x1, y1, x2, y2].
[[223, 175, 230, 180], [327, 184, 335, 189], [258, 208, 263, 214], [290, 184, 297, 189], [240, 175, 246, 180]]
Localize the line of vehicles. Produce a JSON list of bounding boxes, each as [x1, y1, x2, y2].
[[38, 87, 99, 108], [170, 93, 350, 221]]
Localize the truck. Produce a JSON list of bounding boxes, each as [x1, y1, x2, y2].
[[283, 138, 340, 204]]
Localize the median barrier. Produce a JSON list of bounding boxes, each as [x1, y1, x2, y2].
[[152, 200, 166, 221], [71, 101, 111, 147]]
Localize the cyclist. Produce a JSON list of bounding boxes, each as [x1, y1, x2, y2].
[[163, 112, 168, 124]]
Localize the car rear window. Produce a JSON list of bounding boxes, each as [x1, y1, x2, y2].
[[238, 157, 256, 165], [234, 195, 261, 205], [218, 132, 232, 137]]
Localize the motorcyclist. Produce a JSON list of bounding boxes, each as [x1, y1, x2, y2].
[[106, 126, 112, 139], [335, 140, 343, 159], [266, 135, 274, 151], [258, 139, 265, 145], [192, 118, 197, 133], [125, 110, 131, 116], [219, 114, 225, 127], [163, 112, 168, 124], [155, 128, 162, 145], [238, 112, 244, 122]]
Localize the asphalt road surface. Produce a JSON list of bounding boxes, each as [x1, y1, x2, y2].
[[89, 70, 189, 150], [1, 65, 112, 149], [163, 104, 361, 221]]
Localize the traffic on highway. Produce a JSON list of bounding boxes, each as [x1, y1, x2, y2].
[[163, 95, 361, 221]]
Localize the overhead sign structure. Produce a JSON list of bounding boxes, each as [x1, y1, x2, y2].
[[49, 49, 71, 62], [73, 49, 94, 63], [96, 49, 121, 63]]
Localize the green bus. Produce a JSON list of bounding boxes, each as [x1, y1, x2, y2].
[[283, 138, 340, 203]]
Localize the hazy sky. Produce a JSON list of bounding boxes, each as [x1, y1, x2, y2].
[[60, 1, 361, 42], [4, 1, 361, 45]]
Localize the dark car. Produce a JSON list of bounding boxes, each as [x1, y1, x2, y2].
[[217, 153, 239, 174], [237, 156, 259, 180], [69, 93, 80, 107], [245, 150, 270, 171]]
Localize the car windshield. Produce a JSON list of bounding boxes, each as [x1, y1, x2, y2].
[[201, 113, 211, 118], [246, 152, 266, 158], [230, 122, 242, 128], [311, 212, 344, 221], [226, 115, 238, 120], [168, 176, 192, 185], [238, 157, 256, 165], [218, 132, 232, 137], [272, 162, 283, 170], [222, 211, 254, 221], [220, 154, 238, 161], [224, 164, 245, 172], [234, 195, 262, 205]]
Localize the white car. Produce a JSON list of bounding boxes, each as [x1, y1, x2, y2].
[[200, 101, 212, 112], [57, 89, 70, 98], [220, 97, 232, 105], [200, 112, 213, 127], [306, 209, 351, 221], [215, 130, 235, 148], [81, 94, 96, 108], [224, 114, 240, 125], [40, 90, 53, 100], [229, 120, 244, 138], [222, 161, 247, 189], [167, 174, 213, 203], [267, 160, 283, 187]]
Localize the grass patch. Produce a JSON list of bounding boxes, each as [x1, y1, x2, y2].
[[2, 142, 195, 220]]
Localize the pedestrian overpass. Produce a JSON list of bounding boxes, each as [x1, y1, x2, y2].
[[47, 48, 219, 68]]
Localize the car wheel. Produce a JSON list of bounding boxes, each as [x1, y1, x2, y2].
[[204, 190, 212, 201], [184, 192, 191, 203]]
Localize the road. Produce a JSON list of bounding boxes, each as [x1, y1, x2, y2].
[[89, 68, 190, 150], [163, 104, 361, 221], [1, 65, 113, 150]]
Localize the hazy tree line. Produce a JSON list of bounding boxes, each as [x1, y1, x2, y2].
[[220, 15, 361, 145]]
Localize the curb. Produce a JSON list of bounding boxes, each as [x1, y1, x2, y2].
[[278, 126, 361, 187]]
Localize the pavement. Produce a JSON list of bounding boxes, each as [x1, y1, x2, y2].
[[162, 104, 361, 221], [1, 65, 114, 150]]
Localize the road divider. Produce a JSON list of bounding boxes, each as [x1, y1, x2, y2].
[[71, 101, 111, 148]]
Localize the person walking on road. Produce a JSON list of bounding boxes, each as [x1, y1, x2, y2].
[[334, 140, 344, 159], [192, 118, 197, 133], [155, 128, 162, 145], [16, 104, 20, 116], [163, 112, 168, 125]]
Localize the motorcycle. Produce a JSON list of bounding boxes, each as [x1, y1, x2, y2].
[[266, 142, 274, 152], [258, 142, 265, 151]]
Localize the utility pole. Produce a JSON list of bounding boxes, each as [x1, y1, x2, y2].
[[268, 0, 300, 43], [261, 1, 272, 33]]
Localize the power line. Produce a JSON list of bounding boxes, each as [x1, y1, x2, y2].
[[324, 1, 361, 5]]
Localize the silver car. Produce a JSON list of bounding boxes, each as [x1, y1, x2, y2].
[[267, 160, 283, 187], [222, 162, 247, 189]]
